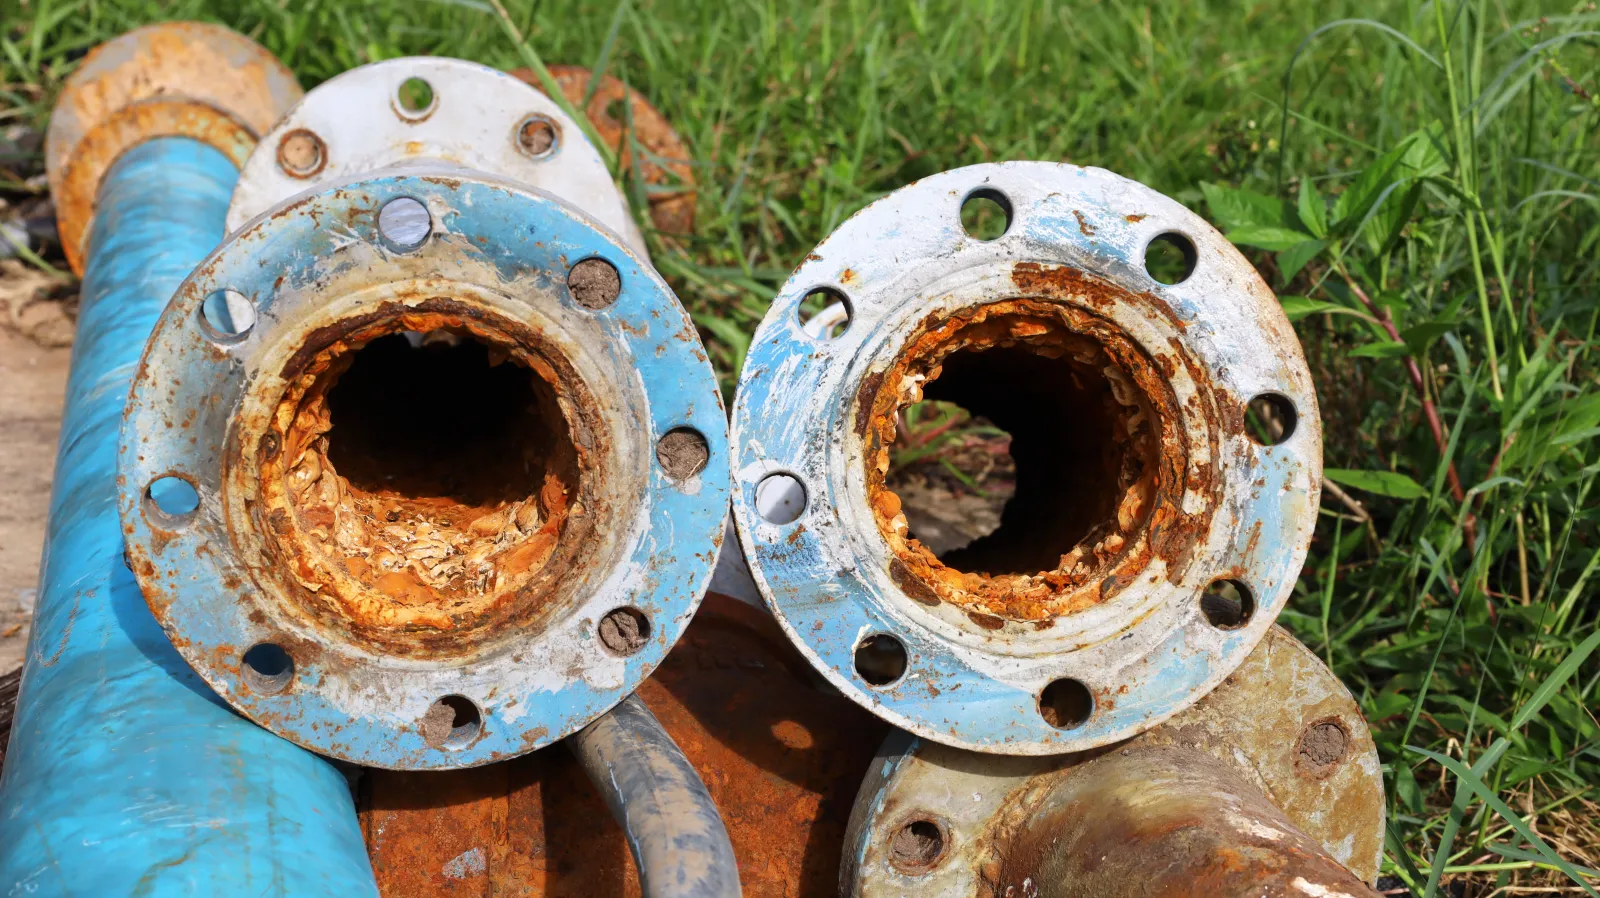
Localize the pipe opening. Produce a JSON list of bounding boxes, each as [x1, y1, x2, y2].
[[889, 818, 948, 873], [264, 308, 594, 649], [866, 300, 1173, 622], [885, 399, 1015, 557]]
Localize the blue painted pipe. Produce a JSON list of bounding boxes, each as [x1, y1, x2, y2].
[[0, 138, 378, 896]]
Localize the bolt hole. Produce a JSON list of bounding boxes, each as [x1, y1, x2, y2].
[[890, 818, 947, 873], [599, 607, 651, 656], [568, 257, 622, 310], [854, 634, 907, 687], [1143, 232, 1197, 285], [378, 197, 431, 251], [198, 289, 256, 342], [144, 476, 199, 528], [960, 188, 1012, 241], [276, 129, 326, 178], [1296, 718, 1350, 772], [516, 114, 559, 158], [1038, 678, 1092, 729], [755, 473, 806, 525], [395, 76, 436, 118], [1200, 579, 1254, 630], [797, 287, 852, 340], [656, 427, 709, 482], [423, 695, 482, 749], [1245, 393, 1298, 446], [241, 643, 294, 694]]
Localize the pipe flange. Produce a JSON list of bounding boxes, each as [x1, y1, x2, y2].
[[842, 627, 1385, 896], [730, 162, 1322, 754], [44, 21, 303, 275], [119, 170, 729, 769], [226, 57, 645, 254]]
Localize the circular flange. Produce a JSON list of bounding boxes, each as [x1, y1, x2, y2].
[[842, 628, 1385, 896], [119, 170, 729, 769], [44, 21, 303, 274], [226, 57, 644, 254], [729, 162, 1322, 755]]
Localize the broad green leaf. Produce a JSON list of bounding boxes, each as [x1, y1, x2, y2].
[[1331, 127, 1448, 237], [1278, 296, 1376, 324], [1200, 181, 1292, 231], [1226, 224, 1314, 251], [1297, 178, 1328, 237], [1400, 321, 1454, 356], [1278, 295, 1325, 319], [1325, 468, 1428, 499], [1347, 340, 1410, 359], [1276, 238, 1327, 284]]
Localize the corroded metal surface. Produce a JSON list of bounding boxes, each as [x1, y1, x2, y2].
[[225, 58, 644, 253], [118, 167, 728, 769], [44, 21, 303, 273], [730, 162, 1322, 754], [511, 65, 697, 236], [992, 744, 1379, 898], [843, 627, 1385, 897], [361, 593, 889, 896]]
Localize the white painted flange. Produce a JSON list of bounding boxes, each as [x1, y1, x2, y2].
[[225, 57, 646, 254]]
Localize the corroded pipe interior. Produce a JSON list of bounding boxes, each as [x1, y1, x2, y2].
[[259, 305, 598, 652], [865, 298, 1185, 623]]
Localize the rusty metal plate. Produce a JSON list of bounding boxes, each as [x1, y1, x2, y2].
[[730, 162, 1322, 754], [361, 593, 890, 896], [225, 58, 644, 254], [118, 168, 728, 769], [843, 626, 1385, 896], [43, 21, 303, 274]]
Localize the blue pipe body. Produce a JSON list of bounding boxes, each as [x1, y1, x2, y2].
[[0, 138, 378, 896]]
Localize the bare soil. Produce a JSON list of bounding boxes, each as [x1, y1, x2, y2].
[[0, 315, 70, 675], [0, 255, 73, 676]]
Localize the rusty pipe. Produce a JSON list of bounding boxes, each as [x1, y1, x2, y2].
[[568, 695, 742, 898], [991, 743, 1379, 898]]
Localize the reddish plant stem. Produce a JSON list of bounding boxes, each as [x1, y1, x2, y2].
[[1337, 273, 1478, 552]]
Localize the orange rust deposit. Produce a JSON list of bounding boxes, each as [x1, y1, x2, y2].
[[511, 65, 696, 236], [249, 299, 606, 654], [360, 593, 889, 896], [863, 277, 1220, 622], [45, 22, 304, 274]]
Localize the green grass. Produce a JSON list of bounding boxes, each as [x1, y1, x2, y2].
[[3, 0, 1597, 893]]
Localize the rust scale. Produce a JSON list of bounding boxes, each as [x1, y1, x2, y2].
[[861, 265, 1228, 622], [238, 296, 609, 657], [45, 21, 303, 274], [360, 593, 890, 896], [57, 99, 257, 275], [985, 745, 1379, 898]]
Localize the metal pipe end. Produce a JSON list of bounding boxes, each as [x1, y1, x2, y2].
[[44, 22, 303, 274]]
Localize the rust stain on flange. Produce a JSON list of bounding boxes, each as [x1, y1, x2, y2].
[[45, 22, 304, 274], [360, 592, 890, 896], [510, 65, 696, 236]]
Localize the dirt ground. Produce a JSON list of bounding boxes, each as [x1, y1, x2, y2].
[[0, 269, 72, 675]]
